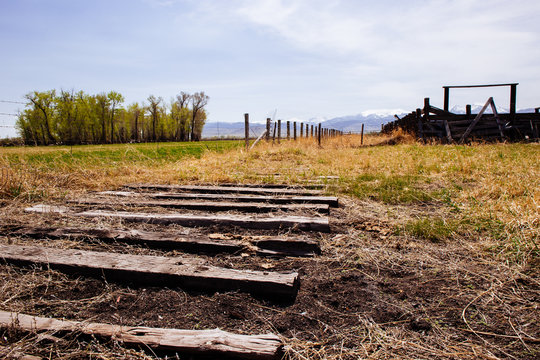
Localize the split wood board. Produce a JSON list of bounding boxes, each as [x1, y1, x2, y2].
[[99, 191, 339, 207], [8, 227, 321, 256], [125, 184, 323, 196], [0, 244, 299, 298], [0, 311, 282, 360], [25, 205, 331, 232], [69, 198, 330, 214]]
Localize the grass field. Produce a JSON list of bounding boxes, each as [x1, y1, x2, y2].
[[1, 133, 539, 359], [2, 133, 537, 265]]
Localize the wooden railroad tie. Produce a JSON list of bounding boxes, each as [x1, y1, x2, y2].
[[7, 226, 321, 257], [124, 184, 324, 197], [98, 190, 339, 207], [0, 244, 299, 299], [68, 198, 330, 214], [25, 204, 331, 232], [0, 311, 283, 360]]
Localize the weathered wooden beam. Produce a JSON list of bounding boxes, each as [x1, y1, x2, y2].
[[8, 226, 244, 253], [444, 119, 453, 143], [7, 226, 321, 257], [459, 97, 493, 143], [124, 184, 323, 196], [25, 205, 331, 232], [205, 182, 323, 189], [100, 191, 339, 207], [443, 83, 518, 88], [69, 198, 330, 214], [0, 244, 300, 298], [0, 311, 283, 360]]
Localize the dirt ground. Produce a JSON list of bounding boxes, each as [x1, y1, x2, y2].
[[0, 194, 539, 359]]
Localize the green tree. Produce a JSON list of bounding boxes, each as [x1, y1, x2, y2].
[[24, 90, 57, 144], [190, 92, 208, 141], [147, 95, 163, 142], [107, 91, 124, 143]]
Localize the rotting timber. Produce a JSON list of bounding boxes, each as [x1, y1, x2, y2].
[[383, 83, 540, 142]]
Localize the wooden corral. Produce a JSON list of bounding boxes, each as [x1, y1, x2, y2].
[[383, 83, 540, 142]]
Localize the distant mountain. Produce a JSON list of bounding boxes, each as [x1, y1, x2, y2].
[[202, 109, 409, 138], [450, 104, 535, 114]]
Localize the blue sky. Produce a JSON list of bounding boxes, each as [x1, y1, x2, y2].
[[1, 0, 540, 137]]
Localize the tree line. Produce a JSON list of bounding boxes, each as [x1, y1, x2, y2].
[[16, 89, 209, 145]]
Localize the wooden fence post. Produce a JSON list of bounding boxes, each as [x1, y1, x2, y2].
[[318, 124, 322, 146], [286, 121, 290, 140], [361, 124, 364, 145], [244, 113, 249, 150], [272, 122, 276, 143], [510, 84, 517, 125], [293, 122, 297, 140], [416, 109, 423, 141], [277, 120, 281, 143], [266, 118, 271, 141], [423, 98, 430, 123], [311, 125, 313, 138], [300, 122, 303, 138]]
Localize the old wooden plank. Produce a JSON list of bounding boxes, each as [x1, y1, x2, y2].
[[0, 311, 282, 360], [69, 198, 330, 214], [98, 191, 339, 207], [0, 244, 299, 298], [444, 119, 453, 142], [202, 182, 324, 189], [459, 97, 493, 143], [8, 227, 245, 254], [25, 205, 331, 232], [7, 226, 321, 257], [124, 184, 323, 196]]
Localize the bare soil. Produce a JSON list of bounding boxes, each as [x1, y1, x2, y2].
[[1, 194, 538, 359]]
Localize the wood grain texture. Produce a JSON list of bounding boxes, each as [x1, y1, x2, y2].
[[98, 191, 339, 207], [69, 198, 330, 214], [7, 226, 321, 257], [0, 311, 282, 359], [25, 205, 331, 232], [124, 184, 323, 196], [0, 244, 300, 298]]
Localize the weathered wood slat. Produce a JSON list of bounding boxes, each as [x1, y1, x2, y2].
[[124, 184, 323, 196], [78, 210, 330, 232], [0, 244, 299, 298], [0, 311, 282, 360], [7, 226, 321, 257], [8, 227, 244, 253], [207, 182, 323, 189], [98, 191, 339, 207], [25, 205, 331, 232], [69, 198, 330, 214]]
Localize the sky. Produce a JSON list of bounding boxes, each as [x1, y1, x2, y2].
[[1, 0, 539, 137]]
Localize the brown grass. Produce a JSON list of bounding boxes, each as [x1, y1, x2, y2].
[[1, 131, 539, 359]]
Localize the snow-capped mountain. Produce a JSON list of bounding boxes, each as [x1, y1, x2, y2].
[[450, 104, 534, 114], [202, 109, 409, 138]]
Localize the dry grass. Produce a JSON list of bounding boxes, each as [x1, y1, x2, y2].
[[1, 132, 539, 359], [1, 132, 538, 264]]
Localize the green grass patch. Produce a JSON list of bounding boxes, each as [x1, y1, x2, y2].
[[347, 174, 433, 204], [2, 140, 243, 169], [402, 217, 456, 242]]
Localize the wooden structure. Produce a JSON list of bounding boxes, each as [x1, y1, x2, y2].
[[9, 226, 322, 256], [0, 244, 300, 298], [0, 311, 283, 359], [383, 83, 540, 142], [25, 204, 331, 232]]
